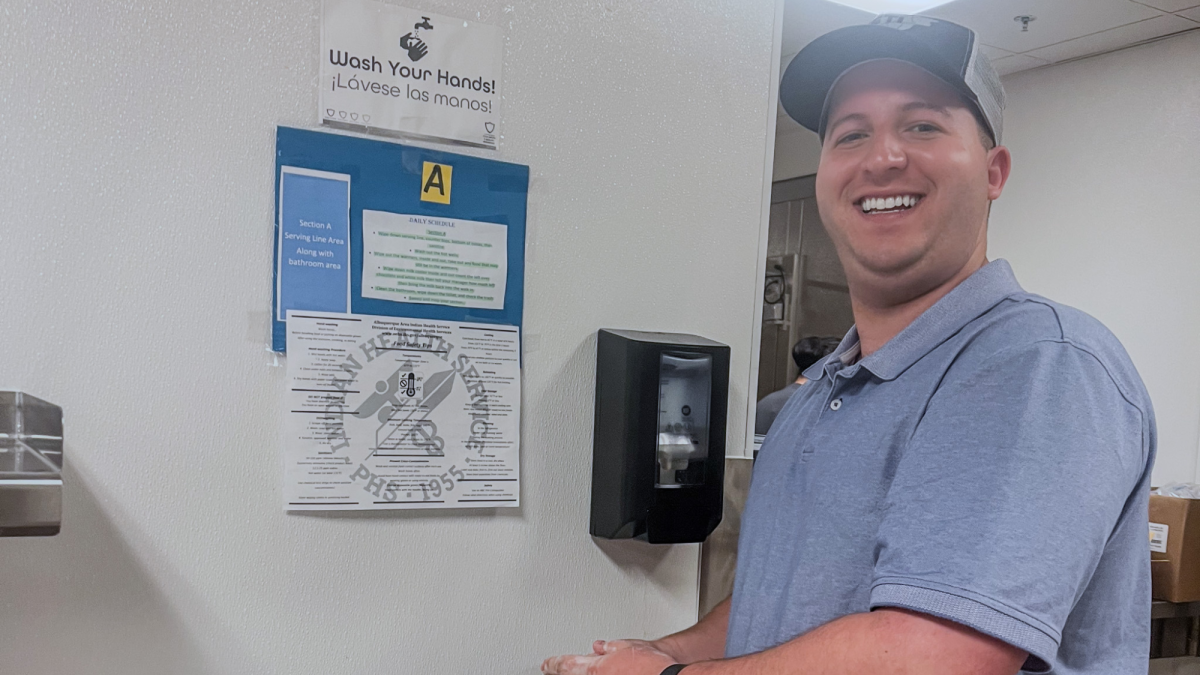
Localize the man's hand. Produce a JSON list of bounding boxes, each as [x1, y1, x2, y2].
[[539, 598, 727, 674], [541, 639, 678, 675]]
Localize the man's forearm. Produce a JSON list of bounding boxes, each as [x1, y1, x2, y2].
[[651, 597, 730, 663], [682, 609, 1024, 675]]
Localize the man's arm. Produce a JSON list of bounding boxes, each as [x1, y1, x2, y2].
[[649, 596, 730, 663], [543, 607, 1025, 675], [685, 608, 1025, 675]]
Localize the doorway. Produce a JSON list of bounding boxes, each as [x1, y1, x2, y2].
[[756, 175, 854, 402]]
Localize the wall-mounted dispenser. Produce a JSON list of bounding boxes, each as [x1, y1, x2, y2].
[[0, 392, 63, 536], [590, 329, 730, 543]]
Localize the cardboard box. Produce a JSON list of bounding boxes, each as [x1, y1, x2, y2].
[[1149, 495, 1200, 603]]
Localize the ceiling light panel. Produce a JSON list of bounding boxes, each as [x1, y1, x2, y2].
[[825, 0, 955, 14]]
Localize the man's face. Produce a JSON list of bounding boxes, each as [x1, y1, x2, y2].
[[814, 60, 1009, 305]]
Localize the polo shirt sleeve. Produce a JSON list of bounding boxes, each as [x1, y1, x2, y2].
[[869, 338, 1147, 670]]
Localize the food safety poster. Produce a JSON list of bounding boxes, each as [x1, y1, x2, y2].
[[286, 312, 520, 510], [321, 0, 503, 148], [271, 126, 528, 353], [272, 127, 527, 511]]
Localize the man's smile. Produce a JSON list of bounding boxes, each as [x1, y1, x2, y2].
[[854, 193, 924, 215]]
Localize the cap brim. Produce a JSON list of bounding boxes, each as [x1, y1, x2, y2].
[[780, 24, 979, 138]]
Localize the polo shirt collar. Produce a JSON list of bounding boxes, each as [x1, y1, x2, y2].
[[803, 259, 1024, 383]]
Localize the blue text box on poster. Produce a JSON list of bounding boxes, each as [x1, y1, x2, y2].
[[275, 167, 351, 328]]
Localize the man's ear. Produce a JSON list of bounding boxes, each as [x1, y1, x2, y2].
[[986, 145, 1012, 201]]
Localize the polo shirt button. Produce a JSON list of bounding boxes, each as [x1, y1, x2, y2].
[[830, 399, 842, 411]]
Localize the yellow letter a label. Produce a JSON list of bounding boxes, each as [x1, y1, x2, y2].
[[421, 162, 452, 204]]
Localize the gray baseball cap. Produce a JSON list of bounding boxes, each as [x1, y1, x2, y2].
[[780, 14, 1006, 144]]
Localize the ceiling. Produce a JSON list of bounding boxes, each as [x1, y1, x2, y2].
[[777, 0, 1200, 135]]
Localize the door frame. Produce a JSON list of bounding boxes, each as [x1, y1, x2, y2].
[[739, 0, 787, 459]]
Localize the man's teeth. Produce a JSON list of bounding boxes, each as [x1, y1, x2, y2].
[[859, 195, 921, 213]]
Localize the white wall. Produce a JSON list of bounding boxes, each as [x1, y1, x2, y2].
[[990, 31, 1200, 486], [0, 1, 777, 673]]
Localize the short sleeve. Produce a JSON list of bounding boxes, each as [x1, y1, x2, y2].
[[869, 339, 1146, 670]]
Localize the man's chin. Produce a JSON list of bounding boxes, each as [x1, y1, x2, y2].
[[847, 250, 927, 280], [846, 246, 988, 308]]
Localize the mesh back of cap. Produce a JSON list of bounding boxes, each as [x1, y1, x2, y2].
[[963, 42, 1005, 144]]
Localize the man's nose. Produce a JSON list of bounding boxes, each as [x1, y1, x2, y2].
[[862, 131, 907, 176]]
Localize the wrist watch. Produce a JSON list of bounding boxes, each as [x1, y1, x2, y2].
[[660, 666, 688, 675]]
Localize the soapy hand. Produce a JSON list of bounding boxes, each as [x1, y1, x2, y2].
[[541, 639, 678, 675]]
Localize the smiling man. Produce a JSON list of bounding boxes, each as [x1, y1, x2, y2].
[[543, 14, 1155, 675]]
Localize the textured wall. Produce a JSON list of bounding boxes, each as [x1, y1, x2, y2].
[[0, 1, 777, 673], [990, 31, 1200, 486]]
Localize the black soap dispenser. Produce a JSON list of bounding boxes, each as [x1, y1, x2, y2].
[[590, 329, 730, 544]]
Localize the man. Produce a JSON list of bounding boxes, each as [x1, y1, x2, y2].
[[755, 336, 842, 435], [543, 14, 1154, 675]]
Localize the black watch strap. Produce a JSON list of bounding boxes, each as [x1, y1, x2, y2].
[[660, 665, 688, 675]]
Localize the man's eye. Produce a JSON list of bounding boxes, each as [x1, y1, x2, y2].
[[909, 123, 939, 133], [836, 132, 866, 145]]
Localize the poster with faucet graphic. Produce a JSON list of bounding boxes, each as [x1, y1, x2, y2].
[[321, 0, 503, 148], [285, 311, 520, 510]]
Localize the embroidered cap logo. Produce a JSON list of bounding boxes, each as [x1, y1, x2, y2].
[[875, 15, 937, 31]]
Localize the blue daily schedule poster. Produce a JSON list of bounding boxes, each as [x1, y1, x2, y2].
[[276, 167, 351, 322], [271, 126, 529, 351]]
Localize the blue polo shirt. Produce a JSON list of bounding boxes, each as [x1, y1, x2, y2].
[[727, 260, 1156, 674]]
